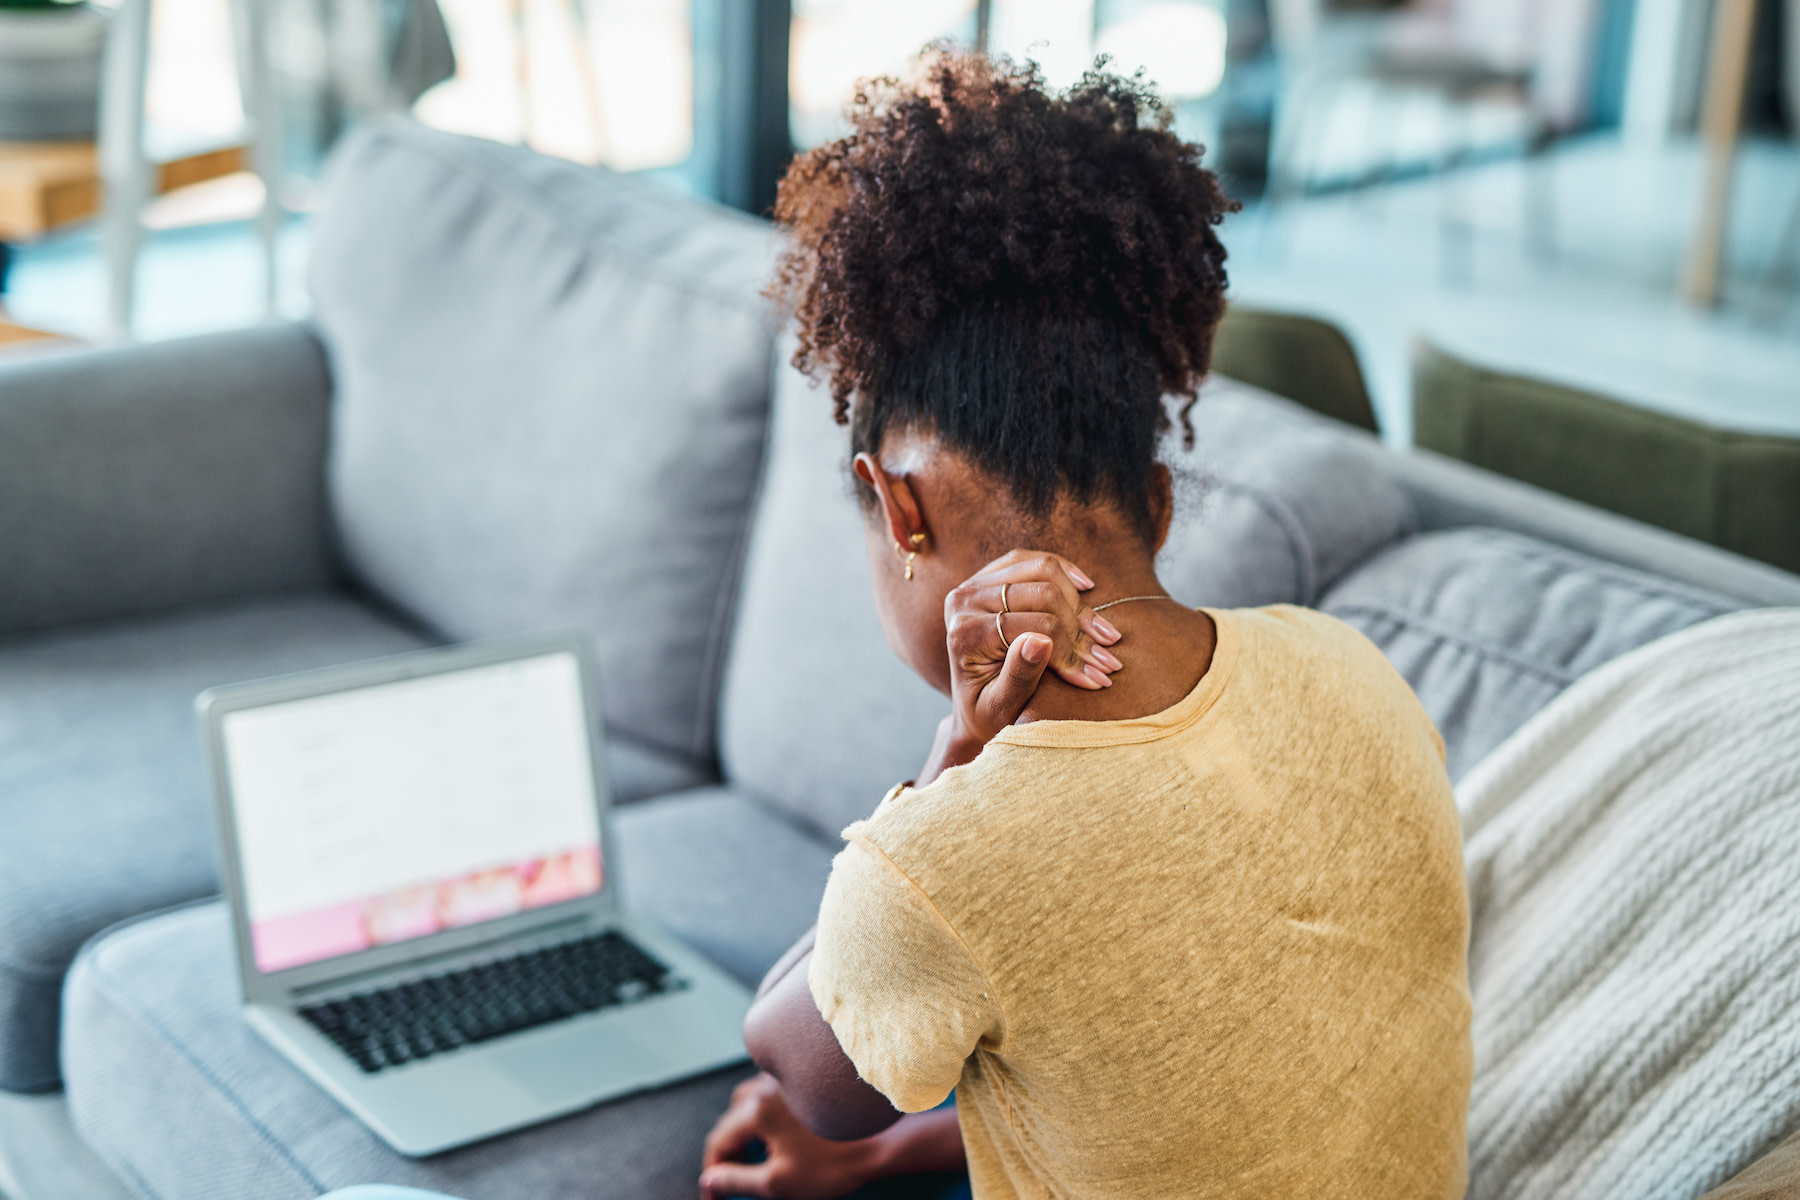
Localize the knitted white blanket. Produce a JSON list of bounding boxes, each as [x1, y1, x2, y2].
[[1461, 608, 1800, 1200]]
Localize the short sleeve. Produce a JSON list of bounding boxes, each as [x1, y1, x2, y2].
[[808, 835, 1001, 1113]]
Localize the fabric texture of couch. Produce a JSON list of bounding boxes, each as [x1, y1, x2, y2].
[[1320, 527, 1740, 779], [0, 324, 337, 639]]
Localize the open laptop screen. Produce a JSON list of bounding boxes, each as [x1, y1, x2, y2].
[[219, 651, 604, 974]]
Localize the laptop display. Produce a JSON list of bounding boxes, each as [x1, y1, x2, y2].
[[219, 650, 604, 974]]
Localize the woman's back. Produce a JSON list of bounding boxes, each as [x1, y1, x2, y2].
[[811, 607, 1471, 1198]]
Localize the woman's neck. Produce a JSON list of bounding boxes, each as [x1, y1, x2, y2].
[[1019, 569, 1217, 726]]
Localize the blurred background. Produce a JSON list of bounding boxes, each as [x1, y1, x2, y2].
[[0, 0, 1795, 441]]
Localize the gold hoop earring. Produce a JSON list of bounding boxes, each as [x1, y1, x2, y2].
[[894, 542, 917, 581]]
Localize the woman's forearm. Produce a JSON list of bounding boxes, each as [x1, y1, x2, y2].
[[867, 1108, 966, 1176]]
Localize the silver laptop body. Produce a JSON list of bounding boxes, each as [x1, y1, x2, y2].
[[198, 633, 751, 1157]]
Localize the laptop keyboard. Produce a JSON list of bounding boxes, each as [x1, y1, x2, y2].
[[298, 929, 684, 1074]]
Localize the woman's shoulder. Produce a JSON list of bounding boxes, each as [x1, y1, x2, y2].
[[1220, 605, 1407, 683], [1222, 604, 1446, 768], [1220, 602, 1367, 644], [844, 745, 1041, 874]]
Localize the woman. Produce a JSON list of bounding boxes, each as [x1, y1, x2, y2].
[[700, 49, 1470, 1200]]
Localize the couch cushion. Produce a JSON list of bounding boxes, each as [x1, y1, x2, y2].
[[0, 322, 337, 640], [1319, 528, 1743, 781], [0, 594, 432, 1094], [61, 789, 834, 1200], [311, 118, 780, 765], [718, 370, 1415, 838], [1159, 380, 1417, 609], [716, 363, 952, 839]]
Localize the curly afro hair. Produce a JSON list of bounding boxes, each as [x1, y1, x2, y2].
[[769, 46, 1236, 544]]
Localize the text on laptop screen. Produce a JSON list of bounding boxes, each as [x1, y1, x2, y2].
[[221, 652, 604, 974]]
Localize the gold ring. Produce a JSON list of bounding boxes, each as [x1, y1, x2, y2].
[[999, 582, 1010, 614], [995, 611, 1011, 650]]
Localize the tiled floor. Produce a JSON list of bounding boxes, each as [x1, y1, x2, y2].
[[3, 132, 1797, 449]]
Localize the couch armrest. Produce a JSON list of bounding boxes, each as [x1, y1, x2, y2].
[[0, 322, 338, 638]]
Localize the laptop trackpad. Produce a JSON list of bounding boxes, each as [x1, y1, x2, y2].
[[491, 1022, 662, 1103]]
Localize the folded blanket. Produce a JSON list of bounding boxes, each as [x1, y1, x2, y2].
[[1460, 609, 1800, 1200]]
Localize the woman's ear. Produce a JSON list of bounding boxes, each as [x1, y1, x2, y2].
[[853, 452, 926, 548], [1148, 462, 1175, 555]]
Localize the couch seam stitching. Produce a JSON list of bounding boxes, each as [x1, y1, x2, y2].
[[1322, 601, 1582, 687], [1457, 529, 1741, 612], [694, 360, 778, 765]]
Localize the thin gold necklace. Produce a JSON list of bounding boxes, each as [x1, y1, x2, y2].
[[1092, 593, 1178, 612]]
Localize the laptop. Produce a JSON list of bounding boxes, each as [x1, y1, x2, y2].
[[197, 633, 753, 1156]]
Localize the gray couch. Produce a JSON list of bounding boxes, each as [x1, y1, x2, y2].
[[3, 119, 1799, 1200]]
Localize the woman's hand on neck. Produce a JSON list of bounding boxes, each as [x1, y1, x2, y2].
[[854, 430, 1217, 781]]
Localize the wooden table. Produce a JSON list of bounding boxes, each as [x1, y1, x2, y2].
[[1681, 0, 1759, 308], [0, 139, 246, 243], [0, 316, 68, 348]]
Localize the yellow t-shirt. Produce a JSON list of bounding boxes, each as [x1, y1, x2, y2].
[[809, 605, 1471, 1199]]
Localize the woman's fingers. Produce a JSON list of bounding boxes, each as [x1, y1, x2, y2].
[[698, 1161, 776, 1199], [954, 610, 1107, 691], [1084, 609, 1124, 647], [978, 548, 1096, 592], [942, 548, 1133, 738], [973, 631, 1057, 731], [702, 1093, 762, 1167], [959, 580, 1121, 682]]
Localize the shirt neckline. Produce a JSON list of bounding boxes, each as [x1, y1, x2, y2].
[[990, 607, 1240, 750]]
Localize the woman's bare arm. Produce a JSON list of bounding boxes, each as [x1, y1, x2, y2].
[[743, 947, 903, 1142]]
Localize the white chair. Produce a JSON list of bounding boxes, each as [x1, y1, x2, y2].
[[96, 0, 280, 340], [96, 0, 449, 339]]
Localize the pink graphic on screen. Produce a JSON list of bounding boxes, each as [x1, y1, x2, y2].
[[252, 845, 602, 972]]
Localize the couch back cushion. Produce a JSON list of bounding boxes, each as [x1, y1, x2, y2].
[[717, 358, 952, 839], [1160, 381, 1415, 608], [1320, 527, 1743, 781], [719, 370, 1416, 838], [310, 120, 779, 762]]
